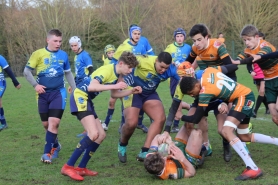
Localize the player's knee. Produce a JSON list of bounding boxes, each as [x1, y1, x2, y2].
[[98, 129, 106, 141], [108, 101, 115, 108], [221, 121, 237, 138], [87, 131, 99, 141], [192, 129, 202, 137], [272, 116, 278, 125], [237, 134, 250, 142]]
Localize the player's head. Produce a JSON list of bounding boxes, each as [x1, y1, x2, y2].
[[177, 62, 195, 77], [117, 51, 138, 75], [189, 24, 210, 50], [258, 31, 265, 40], [46, 29, 62, 51], [180, 76, 201, 97], [129, 24, 141, 44], [69, 36, 82, 53], [218, 32, 224, 38], [155, 52, 172, 74], [174, 28, 186, 45], [240, 25, 260, 50], [144, 153, 165, 175], [104, 44, 116, 59]]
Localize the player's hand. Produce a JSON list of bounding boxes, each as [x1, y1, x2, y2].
[[114, 82, 127, 90], [35, 84, 46, 94], [245, 52, 261, 62], [169, 145, 185, 161], [158, 131, 171, 144], [68, 86, 72, 94], [131, 86, 142, 94], [175, 110, 183, 120], [218, 102, 228, 114], [15, 84, 21, 89], [250, 71, 256, 77]]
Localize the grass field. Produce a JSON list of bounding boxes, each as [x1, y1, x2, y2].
[[1, 65, 278, 185]]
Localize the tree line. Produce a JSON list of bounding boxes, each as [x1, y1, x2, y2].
[[1, 0, 278, 75]]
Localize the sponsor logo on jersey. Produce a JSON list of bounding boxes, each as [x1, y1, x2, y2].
[[260, 42, 268, 48], [213, 41, 222, 48]]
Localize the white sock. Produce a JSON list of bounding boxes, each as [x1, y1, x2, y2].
[[252, 133, 278, 145], [230, 137, 258, 170], [203, 140, 210, 150]]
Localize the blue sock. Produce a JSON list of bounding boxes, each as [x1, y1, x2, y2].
[[53, 137, 59, 148], [173, 120, 180, 127], [44, 131, 57, 154], [0, 107, 6, 125], [67, 136, 93, 166], [78, 142, 100, 168], [138, 110, 144, 126], [104, 109, 114, 126]]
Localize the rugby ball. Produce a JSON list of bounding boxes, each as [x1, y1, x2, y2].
[[158, 143, 169, 157]]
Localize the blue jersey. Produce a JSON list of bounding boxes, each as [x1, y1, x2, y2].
[[112, 40, 147, 63], [74, 50, 93, 85], [165, 42, 191, 66], [124, 55, 180, 95], [26, 47, 71, 92], [123, 36, 155, 55], [77, 64, 119, 99], [0, 55, 9, 81]]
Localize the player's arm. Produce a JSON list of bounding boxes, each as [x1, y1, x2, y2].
[[220, 64, 238, 75], [164, 99, 181, 133], [4, 66, 20, 88], [88, 79, 127, 92], [180, 106, 206, 124], [111, 86, 142, 98], [64, 70, 76, 90], [185, 54, 196, 64], [246, 63, 254, 74]]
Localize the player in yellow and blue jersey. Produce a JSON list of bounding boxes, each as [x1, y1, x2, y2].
[[118, 52, 180, 163], [69, 36, 93, 86], [165, 28, 192, 133], [61, 52, 141, 181], [23, 29, 76, 164], [0, 55, 21, 130], [103, 44, 116, 66]]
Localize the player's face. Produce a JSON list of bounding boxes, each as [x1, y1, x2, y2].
[[155, 61, 170, 74], [187, 83, 201, 97], [218, 34, 224, 38], [241, 35, 259, 50], [175, 34, 185, 45], [119, 61, 133, 75], [131, 30, 141, 43], [191, 34, 208, 50], [70, 42, 80, 53], [47, 35, 62, 51], [107, 50, 115, 59]]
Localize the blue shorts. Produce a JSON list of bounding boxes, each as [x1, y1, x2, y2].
[[37, 88, 67, 114], [191, 98, 222, 116], [0, 80, 6, 98], [70, 88, 98, 118], [122, 91, 161, 109], [170, 77, 179, 98]]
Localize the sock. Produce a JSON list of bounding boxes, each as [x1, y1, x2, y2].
[[104, 108, 114, 126], [44, 131, 57, 154], [230, 137, 258, 170], [203, 140, 210, 150], [252, 133, 278, 145], [53, 137, 59, 148], [263, 96, 269, 111], [67, 136, 93, 166], [254, 95, 264, 113], [78, 142, 100, 168], [141, 147, 149, 153], [173, 119, 180, 127], [137, 110, 144, 126], [0, 107, 6, 125]]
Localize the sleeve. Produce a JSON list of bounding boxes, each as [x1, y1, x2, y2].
[[4, 66, 19, 87], [145, 38, 155, 55], [92, 67, 109, 84], [170, 66, 180, 81], [26, 51, 38, 70], [186, 54, 196, 64], [198, 86, 215, 106], [217, 44, 229, 59], [0, 55, 9, 69], [220, 56, 232, 65], [260, 51, 278, 60], [237, 51, 247, 60], [247, 63, 253, 73], [63, 53, 71, 72], [181, 106, 206, 124], [164, 100, 181, 132], [220, 64, 238, 74], [113, 44, 126, 61], [84, 53, 93, 67]]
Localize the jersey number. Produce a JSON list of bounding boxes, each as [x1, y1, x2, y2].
[[216, 72, 235, 91]]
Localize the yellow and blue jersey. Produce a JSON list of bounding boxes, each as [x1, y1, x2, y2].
[[124, 36, 155, 55], [124, 55, 180, 95], [74, 50, 93, 85], [112, 40, 147, 63], [26, 47, 71, 92], [164, 42, 191, 66], [0, 55, 9, 81], [77, 64, 119, 99], [103, 58, 113, 66]]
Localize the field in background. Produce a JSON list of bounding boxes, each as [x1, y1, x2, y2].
[[1, 65, 278, 185]]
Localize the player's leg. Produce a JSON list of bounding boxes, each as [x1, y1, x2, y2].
[[137, 94, 165, 161], [0, 80, 7, 130], [171, 102, 183, 133], [102, 97, 117, 131], [253, 79, 265, 117], [136, 109, 149, 133], [259, 81, 269, 114], [265, 79, 278, 125]]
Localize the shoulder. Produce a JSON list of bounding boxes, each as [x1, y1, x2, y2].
[[211, 39, 224, 49]]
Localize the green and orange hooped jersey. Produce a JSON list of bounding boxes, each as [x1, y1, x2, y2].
[[237, 39, 278, 80], [157, 158, 186, 180], [198, 67, 251, 106], [191, 39, 229, 69]]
